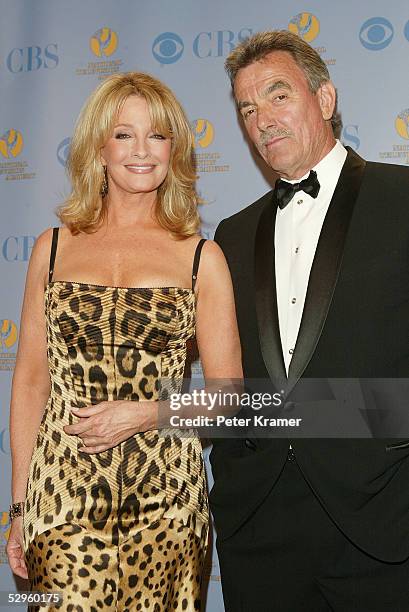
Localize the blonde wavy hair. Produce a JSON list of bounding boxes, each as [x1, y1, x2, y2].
[[58, 72, 200, 237]]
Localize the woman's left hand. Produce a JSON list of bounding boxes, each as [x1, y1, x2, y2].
[[63, 400, 159, 453]]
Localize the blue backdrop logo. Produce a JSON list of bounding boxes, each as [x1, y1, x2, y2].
[[0, 320, 18, 352], [57, 137, 71, 167], [0, 512, 11, 549], [0, 319, 18, 370], [0, 129, 23, 159], [341, 125, 360, 151], [0, 129, 35, 180], [0, 429, 10, 454], [191, 119, 214, 148], [90, 28, 118, 57], [2, 236, 36, 262], [359, 17, 394, 50], [193, 29, 253, 58], [288, 13, 320, 42], [6, 44, 58, 72], [395, 109, 409, 140], [404, 20, 409, 42], [76, 29, 123, 78], [152, 32, 184, 64]]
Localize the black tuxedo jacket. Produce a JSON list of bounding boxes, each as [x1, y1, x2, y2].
[[210, 147, 409, 562]]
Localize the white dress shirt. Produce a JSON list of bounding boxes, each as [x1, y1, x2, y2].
[[275, 140, 348, 375]]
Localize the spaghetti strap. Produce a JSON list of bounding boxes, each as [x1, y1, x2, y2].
[[192, 238, 206, 291], [48, 227, 59, 284]]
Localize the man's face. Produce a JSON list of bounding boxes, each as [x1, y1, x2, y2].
[[234, 51, 335, 180]]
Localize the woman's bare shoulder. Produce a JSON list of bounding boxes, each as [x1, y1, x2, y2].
[[31, 227, 59, 266], [198, 238, 227, 268]]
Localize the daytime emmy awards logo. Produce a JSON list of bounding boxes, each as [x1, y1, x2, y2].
[[191, 119, 214, 149], [379, 109, 409, 165], [288, 13, 320, 42], [76, 27, 122, 79], [0, 512, 11, 563], [288, 13, 335, 66], [90, 28, 118, 57], [0, 129, 35, 181], [1, 319, 18, 351], [395, 109, 409, 140], [0, 129, 23, 159], [191, 118, 230, 175], [0, 319, 18, 370]]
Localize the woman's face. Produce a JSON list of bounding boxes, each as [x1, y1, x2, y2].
[[100, 95, 172, 199]]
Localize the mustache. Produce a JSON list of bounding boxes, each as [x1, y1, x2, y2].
[[259, 129, 292, 146]]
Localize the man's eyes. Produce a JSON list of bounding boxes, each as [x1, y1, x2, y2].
[[242, 94, 288, 119], [242, 108, 255, 119]]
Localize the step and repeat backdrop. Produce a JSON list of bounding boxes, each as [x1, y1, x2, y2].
[[1, 0, 409, 609]]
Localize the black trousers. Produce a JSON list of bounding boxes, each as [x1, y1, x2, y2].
[[216, 456, 409, 612]]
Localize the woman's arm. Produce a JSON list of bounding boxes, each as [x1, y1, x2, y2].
[[7, 228, 52, 577], [194, 240, 242, 380], [9, 229, 51, 506]]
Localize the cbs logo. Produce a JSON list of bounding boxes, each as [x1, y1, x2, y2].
[[359, 17, 393, 50], [152, 32, 184, 64], [6, 44, 58, 72], [341, 125, 360, 151], [359, 17, 409, 50], [152, 29, 253, 64], [2, 236, 36, 262], [57, 137, 71, 167], [0, 429, 10, 454]]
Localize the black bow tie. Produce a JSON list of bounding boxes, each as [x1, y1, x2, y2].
[[274, 170, 320, 210]]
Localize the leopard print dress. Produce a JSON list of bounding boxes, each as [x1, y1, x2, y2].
[[23, 229, 209, 611]]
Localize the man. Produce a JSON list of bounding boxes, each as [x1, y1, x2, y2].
[[209, 30, 409, 612]]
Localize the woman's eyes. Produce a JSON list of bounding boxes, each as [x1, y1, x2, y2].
[[114, 132, 166, 140]]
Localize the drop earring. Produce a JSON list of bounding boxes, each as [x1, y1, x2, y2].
[[100, 166, 108, 197]]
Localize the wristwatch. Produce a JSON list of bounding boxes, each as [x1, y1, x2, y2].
[[9, 502, 24, 521]]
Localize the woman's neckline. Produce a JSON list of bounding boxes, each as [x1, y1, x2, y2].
[[45, 280, 193, 292]]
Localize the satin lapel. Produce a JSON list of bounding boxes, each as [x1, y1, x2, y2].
[[254, 192, 287, 392], [286, 148, 366, 394]]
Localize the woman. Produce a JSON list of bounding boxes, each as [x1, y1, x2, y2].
[[7, 72, 242, 611]]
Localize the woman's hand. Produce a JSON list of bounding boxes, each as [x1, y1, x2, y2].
[[63, 400, 159, 454], [7, 517, 28, 579]]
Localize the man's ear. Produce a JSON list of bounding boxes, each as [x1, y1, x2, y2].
[[317, 80, 336, 121]]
